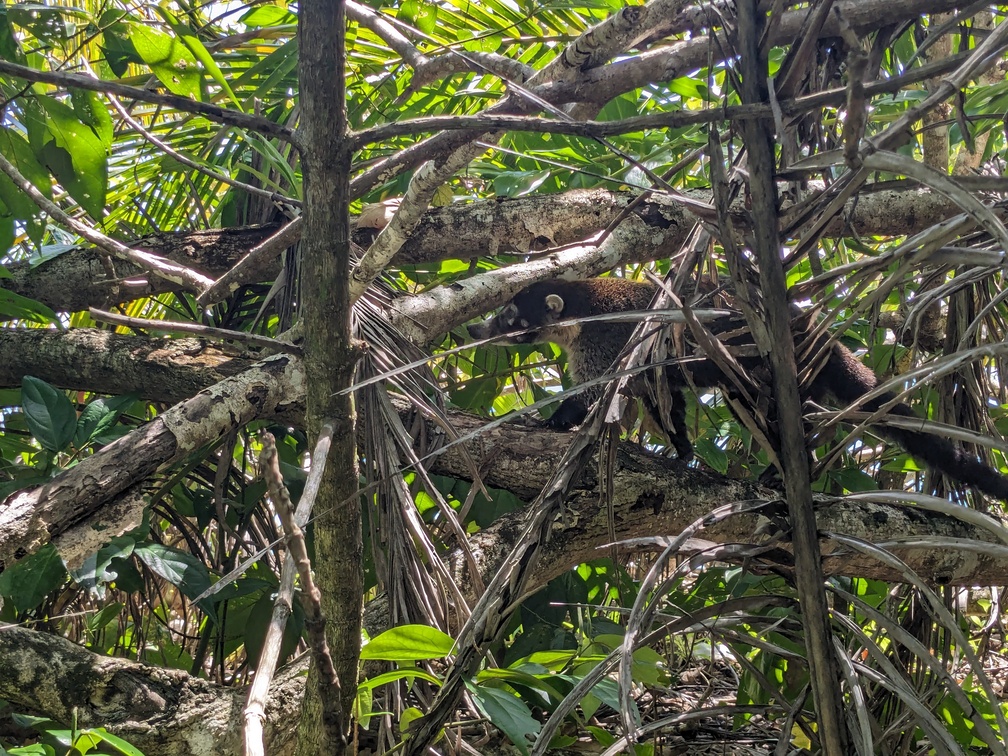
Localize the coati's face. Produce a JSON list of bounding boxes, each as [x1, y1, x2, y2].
[[467, 282, 573, 347]]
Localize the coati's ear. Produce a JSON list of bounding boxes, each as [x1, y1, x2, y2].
[[545, 293, 565, 314]]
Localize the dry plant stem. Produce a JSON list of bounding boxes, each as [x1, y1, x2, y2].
[[260, 432, 345, 747], [737, 0, 847, 752], [88, 308, 301, 354], [245, 424, 337, 756], [197, 218, 303, 306], [0, 151, 213, 291], [0, 59, 296, 143]]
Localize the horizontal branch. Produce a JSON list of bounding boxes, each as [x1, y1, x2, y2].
[[0, 59, 295, 144], [0, 625, 301, 756], [0, 352, 300, 565], [1, 327, 1004, 585], [349, 53, 969, 148], [3, 188, 967, 317]]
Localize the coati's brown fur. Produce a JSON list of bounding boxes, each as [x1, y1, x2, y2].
[[468, 277, 1008, 500]]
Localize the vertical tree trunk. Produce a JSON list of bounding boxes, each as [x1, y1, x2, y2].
[[296, 2, 361, 754], [735, 1, 849, 753]]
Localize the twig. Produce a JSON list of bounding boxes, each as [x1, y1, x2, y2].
[[258, 431, 345, 748], [0, 58, 296, 145], [244, 423, 336, 756], [0, 151, 215, 292], [88, 308, 302, 354]]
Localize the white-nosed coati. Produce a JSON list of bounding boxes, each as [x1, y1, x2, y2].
[[467, 277, 1008, 500]]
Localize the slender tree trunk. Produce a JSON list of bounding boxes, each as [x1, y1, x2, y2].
[[296, 2, 361, 753]]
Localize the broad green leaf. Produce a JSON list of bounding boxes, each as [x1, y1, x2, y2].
[[469, 684, 539, 755], [0, 8, 24, 63], [358, 668, 442, 693], [69, 89, 114, 148], [0, 285, 58, 325], [829, 467, 880, 493], [360, 624, 455, 661], [134, 543, 214, 613], [73, 395, 135, 448], [86, 602, 124, 639], [98, 11, 139, 77], [693, 438, 728, 474], [22, 375, 76, 452], [129, 23, 201, 100], [0, 544, 67, 611], [70, 534, 139, 594], [156, 7, 240, 108], [76, 729, 145, 756], [0, 127, 51, 219], [35, 96, 108, 219], [7, 3, 88, 42], [244, 590, 303, 670], [493, 169, 551, 198], [241, 5, 297, 27], [355, 683, 374, 730], [399, 0, 438, 36]]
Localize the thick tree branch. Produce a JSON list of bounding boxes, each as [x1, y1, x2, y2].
[[1, 327, 1005, 584], [4, 224, 280, 313], [0, 625, 302, 756], [0, 354, 301, 565], [2, 188, 974, 317]]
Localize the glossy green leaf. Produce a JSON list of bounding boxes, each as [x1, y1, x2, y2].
[[0, 127, 51, 220], [21, 375, 76, 452], [469, 684, 539, 755], [69, 89, 114, 148], [360, 624, 455, 661], [0, 286, 58, 325], [76, 728, 145, 756], [73, 395, 135, 448], [34, 96, 108, 219], [241, 5, 297, 27], [129, 23, 201, 100], [0, 544, 67, 611], [156, 7, 240, 108], [134, 543, 214, 613], [399, 0, 438, 36]]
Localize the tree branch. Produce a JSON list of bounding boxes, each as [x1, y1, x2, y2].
[[0, 354, 301, 565], [0, 59, 296, 144], [0, 625, 302, 756], [1, 327, 1006, 585]]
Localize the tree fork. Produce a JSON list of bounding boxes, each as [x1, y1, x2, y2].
[[296, 1, 361, 753]]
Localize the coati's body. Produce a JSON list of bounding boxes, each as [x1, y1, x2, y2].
[[468, 277, 1008, 500]]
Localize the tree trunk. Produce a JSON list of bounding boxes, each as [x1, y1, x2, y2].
[[296, 1, 361, 753]]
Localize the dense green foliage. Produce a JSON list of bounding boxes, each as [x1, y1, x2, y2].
[[0, 0, 1008, 753]]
